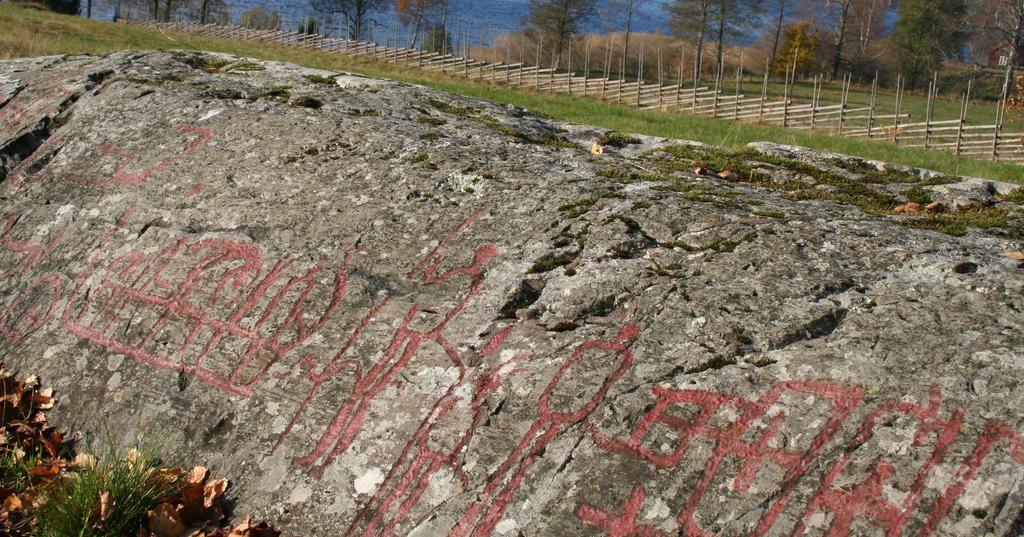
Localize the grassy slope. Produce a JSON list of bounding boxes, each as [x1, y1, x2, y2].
[[2, 5, 1022, 183]]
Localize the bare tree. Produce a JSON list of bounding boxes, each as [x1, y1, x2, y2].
[[396, 0, 447, 48], [605, 0, 649, 66], [768, 0, 789, 70], [668, 0, 715, 78], [824, 0, 854, 79], [528, 0, 599, 67], [672, 0, 761, 75], [312, 0, 388, 41]]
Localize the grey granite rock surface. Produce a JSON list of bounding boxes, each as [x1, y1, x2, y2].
[[2, 51, 1024, 536]]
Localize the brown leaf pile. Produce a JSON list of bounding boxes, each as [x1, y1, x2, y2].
[[143, 466, 278, 537], [0, 364, 65, 535], [0, 364, 281, 537]]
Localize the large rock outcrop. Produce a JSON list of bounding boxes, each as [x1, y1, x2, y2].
[[2, 51, 1024, 536]]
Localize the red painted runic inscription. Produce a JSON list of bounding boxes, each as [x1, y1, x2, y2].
[[449, 324, 641, 537], [275, 211, 499, 478], [794, 388, 963, 537], [590, 381, 863, 537], [577, 487, 668, 537], [63, 231, 347, 397], [344, 326, 529, 537], [0, 211, 66, 344], [66, 126, 214, 187], [584, 383, 1024, 537]]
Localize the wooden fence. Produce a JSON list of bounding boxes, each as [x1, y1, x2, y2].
[[121, 18, 1024, 165]]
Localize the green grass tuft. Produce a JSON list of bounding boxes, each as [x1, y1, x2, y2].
[[34, 447, 183, 537], [598, 131, 642, 148], [303, 73, 337, 84]]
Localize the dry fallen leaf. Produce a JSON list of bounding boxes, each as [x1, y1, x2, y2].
[[127, 448, 143, 466], [72, 452, 97, 469], [203, 478, 228, 509], [148, 503, 186, 537], [893, 202, 922, 214], [27, 465, 60, 478], [99, 491, 114, 522], [3, 494, 21, 511], [188, 466, 210, 485]]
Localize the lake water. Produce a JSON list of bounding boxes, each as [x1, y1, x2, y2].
[[99, 0, 675, 41]]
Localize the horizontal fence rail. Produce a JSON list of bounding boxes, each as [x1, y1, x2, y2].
[[120, 18, 1024, 165]]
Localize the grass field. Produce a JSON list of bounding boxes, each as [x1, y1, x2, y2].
[[1, 5, 1022, 183]]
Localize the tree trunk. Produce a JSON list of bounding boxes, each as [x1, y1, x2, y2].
[[553, 0, 571, 68], [623, 0, 634, 70], [715, 0, 726, 72], [1007, 17, 1023, 99], [769, 0, 785, 72], [831, 0, 852, 80], [694, 0, 709, 80]]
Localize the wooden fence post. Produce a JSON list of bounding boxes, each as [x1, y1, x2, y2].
[[635, 43, 644, 108], [549, 50, 556, 89], [955, 81, 972, 156], [602, 36, 613, 100], [535, 40, 542, 89], [993, 62, 1013, 160], [837, 74, 850, 135], [891, 74, 902, 144], [759, 56, 769, 123], [676, 50, 685, 109], [925, 74, 936, 149], [464, 27, 471, 78], [584, 41, 591, 96], [618, 54, 625, 103], [506, 38, 512, 84], [782, 66, 791, 128], [866, 73, 878, 138], [733, 61, 741, 120], [712, 62, 722, 117], [658, 48, 665, 110], [567, 38, 574, 95], [692, 46, 700, 113], [992, 95, 1005, 160]]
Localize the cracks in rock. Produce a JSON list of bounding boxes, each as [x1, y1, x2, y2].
[[1, 122, 53, 185], [554, 430, 587, 476], [1, 81, 88, 186], [813, 280, 858, 301], [770, 308, 849, 351], [603, 214, 659, 260], [498, 279, 546, 319], [0, 85, 23, 112], [527, 223, 589, 276]]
